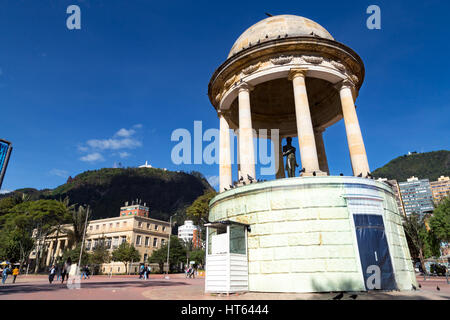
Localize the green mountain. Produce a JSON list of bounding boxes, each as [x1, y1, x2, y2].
[[1, 168, 213, 221], [372, 150, 450, 182]]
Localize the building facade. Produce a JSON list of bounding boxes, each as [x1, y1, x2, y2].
[[398, 177, 434, 216], [430, 176, 450, 203], [178, 220, 201, 248], [31, 202, 171, 274]]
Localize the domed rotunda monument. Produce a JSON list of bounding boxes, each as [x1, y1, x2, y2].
[[204, 15, 416, 294]]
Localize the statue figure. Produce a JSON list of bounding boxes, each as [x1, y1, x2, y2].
[[283, 137, 299, 177]]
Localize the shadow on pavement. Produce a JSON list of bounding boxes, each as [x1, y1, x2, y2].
[[0, 279, 188, 295]]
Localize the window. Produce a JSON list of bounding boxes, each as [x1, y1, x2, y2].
[[93, 239, 98, 249], [106, 238, 112, 249], [123, 221, 127, 227], [162, 226, 166, 232], [136, 235, 142, 245], [102, 224, 106, 229], [147, 223, 150, 229], [109, 223, 113, 229], [153, 238, 158, 247], [154, 225, 158, 231], [161, 239, 165, 246], [116, 222, 120, 227], [138, 222, 142, 228], [121, 236, 127, 244], [86, 240, 91, 250], [90, 226, 93, 231], [145, 237, 150, 247], [112, 237, 119, 248], [96, 225, 99, 230]]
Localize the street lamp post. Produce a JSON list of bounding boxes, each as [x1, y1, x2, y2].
[[77, 206, 90, 276], [165, 215, 173, 280]]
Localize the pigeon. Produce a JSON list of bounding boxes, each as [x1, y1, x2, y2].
[[313, 171, 316, 176], [299, 168, 306, 173], [340, 173, 344, 176], [412, 284, 417, 291], [247, 174, 254, 182], [332, 292, 344, 300], [224, 188, 228, 191], [229, 185, 233, 189], [349, 294, 357, 300], [239, 176, 244, 181], [357, 173, 363, 177], [418, 284, 422, 288], [265, 12, 273, 17], [437, 286, 440, 291], [242, 181, 246, 185]]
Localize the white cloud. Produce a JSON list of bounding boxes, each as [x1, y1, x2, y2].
[[50, 169, 69, 177], [115, 128, 136, 138], [207, 175, 220, 188], [0, 189, 11, 194], [119, 152, 130, 159], [80, 152, 105, 162], [86, 138, 141, 150], [132, 124, 143, 129]]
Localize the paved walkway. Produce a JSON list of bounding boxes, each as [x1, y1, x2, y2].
[[0, 274, 448, 300]]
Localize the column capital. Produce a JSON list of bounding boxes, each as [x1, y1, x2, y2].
[[314, 127, 326, 134], [334, 78, 355, 91], [235, 80, 254, 92], [288, 68, 308, 81], [217, 109, 231, 118]]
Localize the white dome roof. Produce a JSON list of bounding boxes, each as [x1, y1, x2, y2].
[[228, 15, 334, 58]]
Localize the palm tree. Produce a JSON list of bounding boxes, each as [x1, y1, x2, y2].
[[64, 204, 91, 248]]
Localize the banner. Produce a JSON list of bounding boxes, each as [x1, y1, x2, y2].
[[0, 139, 12, 189]]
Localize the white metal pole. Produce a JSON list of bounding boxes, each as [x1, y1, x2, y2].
[[77, 206, 89, 276], [165, 215, 172, 279]]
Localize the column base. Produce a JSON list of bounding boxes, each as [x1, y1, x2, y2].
[[300, 170, 328, 177]]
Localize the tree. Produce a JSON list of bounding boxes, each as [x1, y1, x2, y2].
[[189, 249, 205, 268], [403, 213, 440, 273], [4, 199, 68, 272], [61, 244, 90, 267], [186, 191, 216, 225], [64, 204, 90, 248], [90, 238, 111, 265], [148, 236, 186, 273], [429, 196, 450, 242], [111, 242, 140, 274], [403, 213, 427, 273]]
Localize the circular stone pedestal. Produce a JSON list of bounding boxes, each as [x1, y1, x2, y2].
[[209, 176, 417, 293]]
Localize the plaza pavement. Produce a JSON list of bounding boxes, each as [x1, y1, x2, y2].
[[0, 273, 448, 300]]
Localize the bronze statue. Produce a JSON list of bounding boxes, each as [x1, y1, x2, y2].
[[282, 137, 299, 177]]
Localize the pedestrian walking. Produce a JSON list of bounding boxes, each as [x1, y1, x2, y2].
[[143, 263, 148, 280], [139, 264, 145, 279], [1, 265, 11, 284], [146, 265, 151, 280], [49, 265, 56, 284], [56, 264, 61, 281], [61, 258, 71, 283], [12, 266, 19, 283]]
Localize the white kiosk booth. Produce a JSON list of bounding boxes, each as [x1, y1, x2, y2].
[[205, 220, 249, 294]]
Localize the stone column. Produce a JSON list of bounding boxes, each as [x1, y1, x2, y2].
[[237, 82, 256, 182], [274, 135, 286, 179], [219, 112, 232, 191], [314, 128, 329, 175], [288, 69, 321, 175], [337, 80, 370, 176], [54, 239, 62, 258], [45, 240, 54, 266]]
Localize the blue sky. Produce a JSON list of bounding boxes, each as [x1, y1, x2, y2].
[[0, 0, 449, 192]]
